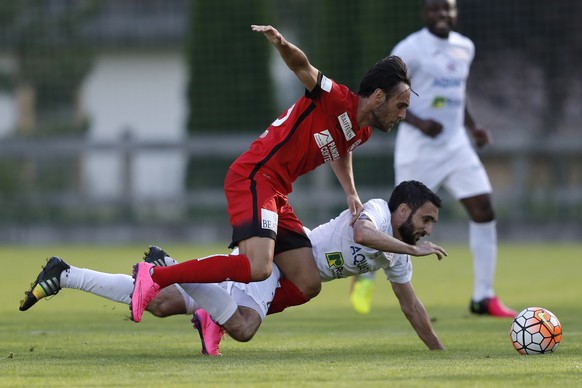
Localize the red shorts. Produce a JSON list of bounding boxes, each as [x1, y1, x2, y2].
[[224, 169, 311, 254]]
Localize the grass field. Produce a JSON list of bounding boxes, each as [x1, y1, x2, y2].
[[1, 243, 581, 387]]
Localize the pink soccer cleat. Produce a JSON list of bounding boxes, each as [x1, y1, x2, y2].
[[192, 309, 225, 356], [486, 296, 517, 318], [129, 262, 160, 323], [470, 296, 517, 318]]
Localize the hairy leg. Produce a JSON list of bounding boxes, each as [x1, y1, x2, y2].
[[221, 306, 263, 342]]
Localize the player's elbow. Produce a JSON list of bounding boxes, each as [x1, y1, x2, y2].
[[352, 227, 369, 246]]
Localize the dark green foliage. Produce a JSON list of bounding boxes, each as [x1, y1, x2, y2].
[[186, 0, 276, 134]]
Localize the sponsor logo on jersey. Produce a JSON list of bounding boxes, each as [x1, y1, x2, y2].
[[431, 96, 462, 109], [320, 75, 332, 93], [325, 252, 345, 279], [314, 130, 339, 162], [351, 246, 370, 273], [432, 77, 464, 88], [260, 208, 278, 233], [337, 112, 355, 141], [326, 252, 344, 268]]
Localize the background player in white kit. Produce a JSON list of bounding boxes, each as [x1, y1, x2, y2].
[[350, 0, 516, 318], [20, 180, 447, 354]]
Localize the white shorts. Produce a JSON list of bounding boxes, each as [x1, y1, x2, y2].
[[395, 146, 491, 200], [220, 264, 281, 321]]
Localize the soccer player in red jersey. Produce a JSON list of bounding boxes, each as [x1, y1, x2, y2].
[[129, 24, 412, 323]]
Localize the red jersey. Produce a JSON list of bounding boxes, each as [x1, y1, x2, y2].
[[229, 73, 373, 194]]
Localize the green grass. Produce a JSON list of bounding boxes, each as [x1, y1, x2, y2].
[[1, 243, 581, 387]]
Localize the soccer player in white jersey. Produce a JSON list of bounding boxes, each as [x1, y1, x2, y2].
[[20, 180, 446, 354], [350, 0, 516, 318]]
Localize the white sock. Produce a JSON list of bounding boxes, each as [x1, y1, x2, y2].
[[469, 220, 497, 301], [175, 285, 200, 314], [179, 283, 238, 325], [60, 265, 134, 305], [163, 256, 178, 266]]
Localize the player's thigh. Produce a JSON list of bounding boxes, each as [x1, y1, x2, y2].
[[238, 236, 276, 279], [274, 247, 321, 298]]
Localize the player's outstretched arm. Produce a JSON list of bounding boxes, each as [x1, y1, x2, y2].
[[353, 218, 447, 260], [411, 241, 448, 261], [391, 281, 445, 350], [251, 24, 318, 92]]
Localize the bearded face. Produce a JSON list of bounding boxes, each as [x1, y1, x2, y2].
[[398, 213, 419, 245]]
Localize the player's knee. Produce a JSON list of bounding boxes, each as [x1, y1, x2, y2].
[[465, 195, 495, 222], [302, 279, 322, 300], [472, 206, 495, 223], [249, 261, 273, 281], [293, 273, 321, 300], [229, 326, 257, 342]]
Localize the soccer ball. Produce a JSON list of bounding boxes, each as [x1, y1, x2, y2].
[[509, 307, 562, 355]]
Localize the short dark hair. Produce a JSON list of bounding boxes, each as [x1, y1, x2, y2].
[[388, 180, 442, 213], [358, 55, 411, 98]]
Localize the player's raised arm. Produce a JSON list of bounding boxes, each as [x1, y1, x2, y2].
[[251, 24, 318, 92]]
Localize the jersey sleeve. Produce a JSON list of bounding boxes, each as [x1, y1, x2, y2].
[[306, 72, 353, 115], [382, 255, 413, 284], [359, 199, 390, 233]]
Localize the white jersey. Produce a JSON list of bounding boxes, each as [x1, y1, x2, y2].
[[308, 199, 412, 284], [392, 28, 475, 165], [226, 199, 412, 319]]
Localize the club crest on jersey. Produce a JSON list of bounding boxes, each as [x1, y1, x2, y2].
[[314, 130, 339, 162], [261, 208, 278, 233], [326, 252, 344, 268], [326, 252, 345, 278], [337, 112, 355, 141]]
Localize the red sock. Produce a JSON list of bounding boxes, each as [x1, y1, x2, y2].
[[151, 254, 251, 288], [267, 278, 308, 315]]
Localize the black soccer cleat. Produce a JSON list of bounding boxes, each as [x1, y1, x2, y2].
[[19, 257, 70, 311], [143, 245, 171, 267]]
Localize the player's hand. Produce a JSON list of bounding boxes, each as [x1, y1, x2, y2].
[[469, 126, 493, 148], [347, 194, 364, 225], [413, 241, 448, 261], [419, 119, 443, 138], [251, 25, 283, 46]]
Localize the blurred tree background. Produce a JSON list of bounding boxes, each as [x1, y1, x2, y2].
[[0, 0, 580, 242]]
